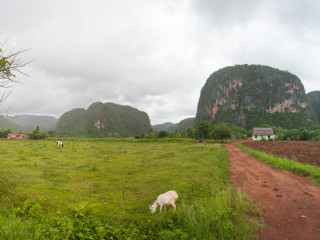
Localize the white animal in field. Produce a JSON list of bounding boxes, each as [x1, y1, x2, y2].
[[149, 190, 178, 213], [57, 141, 63, 147]]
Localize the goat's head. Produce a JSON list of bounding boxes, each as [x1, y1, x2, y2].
[[149, 203, 157, 214]]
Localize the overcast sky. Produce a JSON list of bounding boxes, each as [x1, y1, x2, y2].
[[1, 0, 320, 124]]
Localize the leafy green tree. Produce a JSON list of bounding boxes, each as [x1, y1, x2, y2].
[[144, 130, 158, 139], [179, 131, 187, 138], [210, 123, 232, 141], [0, 128, 11, 138], [231, 125, 248, 139], [197, 121, 211, 141], [47, 130, 57, 137], [32, 126, 40, 139], [158, 130, 168, 138], [284, 129, 300, 140], [30, 125, 47, 139], [168, 131, 180, 138], [186, 126, 197, 138], [299, 128, 314, 141]]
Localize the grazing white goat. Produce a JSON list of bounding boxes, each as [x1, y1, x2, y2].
[[57, 141, 63, 147], [149, 190, 178, 213]]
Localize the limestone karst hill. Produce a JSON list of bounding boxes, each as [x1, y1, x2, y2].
[[195, 64, 317, 129], [56, 102, 150, 137]]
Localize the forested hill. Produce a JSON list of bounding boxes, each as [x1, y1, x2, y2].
[[195, 64, 318, 129], [168, 118, 195, 132], [152, 118, 195, 132], [152, 122, 175, 132], [307, 91, 320, 123], [55, 102, 150, 137]]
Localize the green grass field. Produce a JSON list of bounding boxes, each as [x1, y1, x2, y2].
[[0, 139, 261, 239]]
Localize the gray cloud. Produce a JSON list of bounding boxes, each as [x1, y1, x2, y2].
[[1, 0, 320, 124]]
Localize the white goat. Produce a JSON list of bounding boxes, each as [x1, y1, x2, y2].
[[57, 141, 63, 147], [149, 190, 178, 213]]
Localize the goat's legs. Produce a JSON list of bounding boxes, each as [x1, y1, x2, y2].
[[170, 202, 176, 212]]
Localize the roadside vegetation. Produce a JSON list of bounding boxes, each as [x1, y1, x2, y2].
[[0, 139, 261, 239], [237, 143, 320, 186]]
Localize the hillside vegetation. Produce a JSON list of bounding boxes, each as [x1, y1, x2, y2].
[[308, 91, 320, 123], [168, 118, 195, 132], [56, 102, 150, 137], [196, 64, 317, 129], [152, 122, 175, 132]]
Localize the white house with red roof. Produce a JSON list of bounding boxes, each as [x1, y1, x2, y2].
[[7, 133, 30, 140]]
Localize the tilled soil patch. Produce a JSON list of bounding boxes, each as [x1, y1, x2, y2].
[[243, 141, 320, 167]]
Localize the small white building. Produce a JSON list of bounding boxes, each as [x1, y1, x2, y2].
[[252, 128, 276, 141], [7, 133, 30, 140]]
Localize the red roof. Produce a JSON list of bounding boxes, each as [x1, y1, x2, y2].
[[8, 133, 24, 136]]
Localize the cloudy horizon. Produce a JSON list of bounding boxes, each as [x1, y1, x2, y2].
[[1, 0, 320, 124]]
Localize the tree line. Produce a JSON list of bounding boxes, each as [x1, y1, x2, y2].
[[135, 121, 320, 142]]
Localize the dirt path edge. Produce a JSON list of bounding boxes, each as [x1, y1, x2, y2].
[[222, 142, 320, 240]]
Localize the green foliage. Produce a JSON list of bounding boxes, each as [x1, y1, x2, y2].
[[143, 130, 158, 139], [231, 125, 250, 139], [0, 128, 11, 138], [197, 121, 211, 140], [186, 126, 197, 138], [158, 130, 168, 138], [214, 109, 316, 130], [210, 123, 232, 140], [0, 40, 29, 105], [28, 126, 47, 139], [0, 48, 14, 80], [16, 200, 44, 221], [299, 128, 314, 141], [307, 91, 320, 122]]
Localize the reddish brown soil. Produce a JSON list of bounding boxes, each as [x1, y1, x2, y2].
[[222, 141, 320, 240], [243, 141, 320, 167]]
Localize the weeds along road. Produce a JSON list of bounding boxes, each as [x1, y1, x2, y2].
[[222, 142, 320, 240]]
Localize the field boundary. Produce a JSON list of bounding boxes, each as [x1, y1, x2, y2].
[[236, 143, 320, 185]]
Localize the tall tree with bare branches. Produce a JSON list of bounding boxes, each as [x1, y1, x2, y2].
[[0, 39, 29, 104]]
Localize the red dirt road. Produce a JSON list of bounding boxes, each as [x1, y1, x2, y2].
[[222, 142, 320, 240]]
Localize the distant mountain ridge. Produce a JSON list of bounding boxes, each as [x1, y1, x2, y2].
[[0, 114, 58, 132], [0, 117, 22, 131], [196, 64, 317, 129], [152, 122, 175, 132], [55, 102, 150, 137], [152, 118, 195, 132], [168, 118, 195, 132], [10, 114, 58, 131]]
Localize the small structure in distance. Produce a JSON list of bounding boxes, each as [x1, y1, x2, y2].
[[252, 127, 276, 141], [7, 133, 30, 140]]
